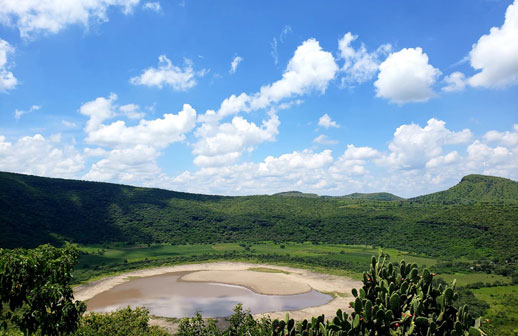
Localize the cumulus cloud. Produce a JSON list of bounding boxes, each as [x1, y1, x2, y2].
[[229, 56, 243, 74], [83, 144, 168, 185], [119, 104, 145, 119], [442, 72, 466, 92], [468, 0, 518, 88], [338, 32, 391, 86], [483, 124, 518, 147], [173, 149, 333, 194], [0, 0, 140, 39], [250, 39, 338, 110], [80, 94, 196, 149], [80, 93, 118, 133], [374, 47, 441, 104], [0, 134, 84, 177], [14, 105, 40, 119], [378, 118, 472, 170], [193, 112, 279, 166], [143, 2, 161, 12], [130, 55, 205, 91], [330, 144, 380, 176], [78, 93, 196, 186], [194, 38, 337, 167], [200, 38, 337, 123], [318, 114, 339, 129], [0, 38, 17, 92]]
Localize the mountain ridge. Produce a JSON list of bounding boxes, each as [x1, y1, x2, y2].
[[1, 171, 517, 262]]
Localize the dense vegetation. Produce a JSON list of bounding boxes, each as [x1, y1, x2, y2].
[[1, 172, 517, 263], [0, 245, 85, 335], [1, 171, 517, 334], [1, 246, 487, 335]]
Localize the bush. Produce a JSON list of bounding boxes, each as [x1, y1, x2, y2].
[[74, 306, 169, 336]]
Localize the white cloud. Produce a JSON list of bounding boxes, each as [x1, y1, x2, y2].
[[84, 144, 167, 185], [80, 94, 197, 149], [0, 38, 17, 92], [193, 38, 337, 167], [193, 112, 279, 166], [130, 55, 205, 91], [250, 39, 338, 110], [14, 105, 40, 119], [0, 0, 140, 39], [119, 103, 145, 119], [78, 94, 196, 186], [374, 47, 441, 104], [318, 113, 339, 129], [200, 38, 337, 123], [80, 93, 118, 133], [338, 32, 391, 86], [442, 72, 466, 92], [173, 149, 333, 194], [143, 2, 161, 12], [313, 134, 338, 145], [229, 56, 243, 74], [468, 0, 518, 88], [0, 134, 84, 177], [342, 144, 379, 160], [483, 124, 518, 147], [378, 118, 472, 170], [271, 25, 292, 65], [62, 120, 78, 128], [425, 151, 460, 169], [330, 145, 380, 176]]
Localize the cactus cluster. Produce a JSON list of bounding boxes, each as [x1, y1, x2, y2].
[[270, 255, 486, 336]]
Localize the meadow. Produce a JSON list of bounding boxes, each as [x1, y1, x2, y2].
[[74, 242, 518, 335]]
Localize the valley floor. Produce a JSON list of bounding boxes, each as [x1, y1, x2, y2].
[[74, 262, 362, 323]]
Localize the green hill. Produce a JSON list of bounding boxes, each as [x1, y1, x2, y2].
[[342, 192, 403, 201], [1, 171, 517, 262], [411, 174, 518, 203], [273, 191, 320, 198]]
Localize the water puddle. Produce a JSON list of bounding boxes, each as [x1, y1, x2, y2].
[[86, 271, 332, 317]]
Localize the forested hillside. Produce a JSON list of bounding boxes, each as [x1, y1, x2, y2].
[[411, 174, 518, 203], [1, 171, 517, 261]]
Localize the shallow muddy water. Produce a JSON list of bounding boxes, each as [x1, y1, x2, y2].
[[86, 271, 332, 317]]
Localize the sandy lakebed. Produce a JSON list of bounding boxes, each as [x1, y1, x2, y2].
[[73, 262, 362, 331]]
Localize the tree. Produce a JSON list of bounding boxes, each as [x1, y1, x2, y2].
[[0, 244, 86, 335]]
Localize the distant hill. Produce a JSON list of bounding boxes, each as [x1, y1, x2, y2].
[[342, 192, 403, 201], [273, 191, 319, 198], [411, 174, 518, 203], [1, 171, 517, 262]]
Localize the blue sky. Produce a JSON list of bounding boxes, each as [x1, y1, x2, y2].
[[0, 0, 517, 197]]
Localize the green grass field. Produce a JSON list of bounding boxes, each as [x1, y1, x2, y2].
[[472, 285, 518, 335], [75, 242, 516, 335], [438, 273, 512, 287]]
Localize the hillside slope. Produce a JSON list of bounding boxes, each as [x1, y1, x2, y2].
[[411, 174, 518, 203], [1, 171, 517, 261], [342, 192, 403, 201]]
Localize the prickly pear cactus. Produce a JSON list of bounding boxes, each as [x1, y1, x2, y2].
[[269, 254, 486, 336]]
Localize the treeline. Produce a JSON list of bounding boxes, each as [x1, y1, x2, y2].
[[1, 171, 518, 262], [73, 250, 370, 284]]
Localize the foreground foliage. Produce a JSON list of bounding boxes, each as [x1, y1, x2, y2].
[[0, 245, 502, 335], [73, 306, 169, 336], [0, 245, 85, 335], [177, 256, 485, 336]]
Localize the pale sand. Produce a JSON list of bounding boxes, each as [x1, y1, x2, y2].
[[181, 270, 311, 295], [74, 262, 362, 326]]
